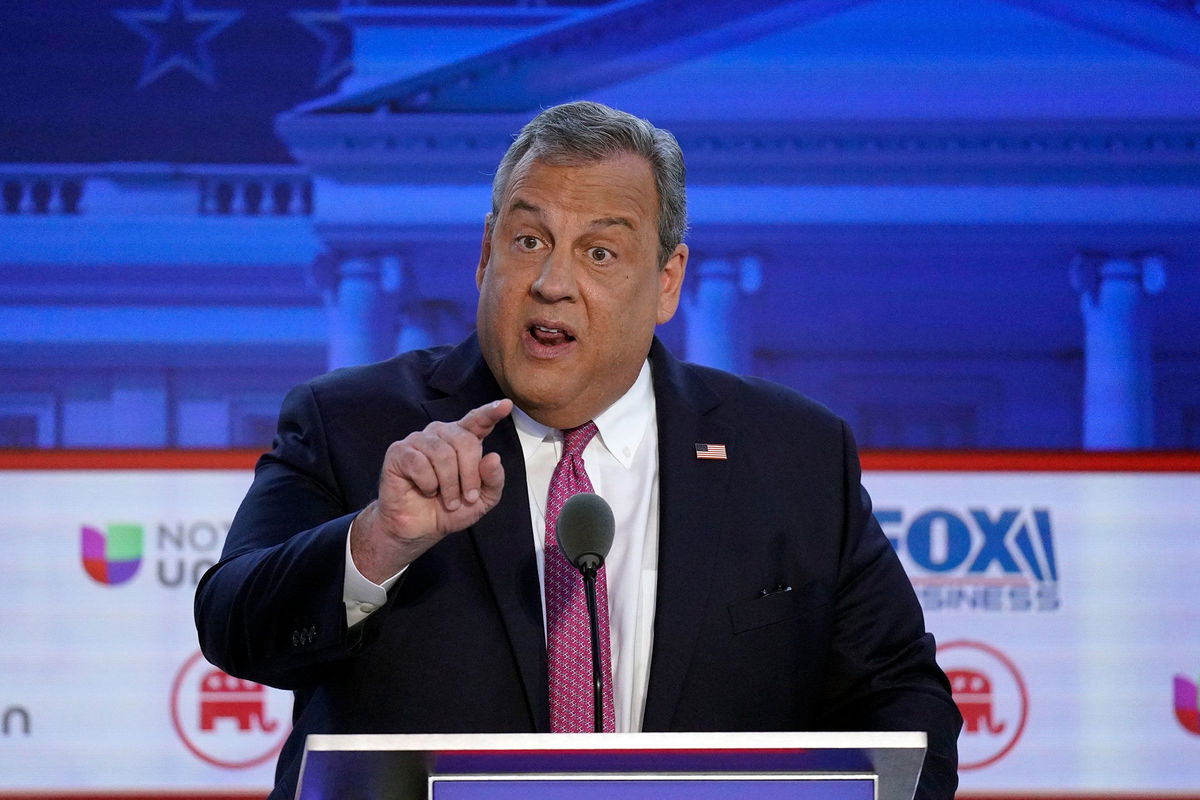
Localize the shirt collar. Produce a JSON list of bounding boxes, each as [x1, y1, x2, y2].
[[511, 360, 654, 469]]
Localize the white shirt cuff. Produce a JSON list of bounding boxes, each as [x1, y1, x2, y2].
[[343, 516, 405, 628]]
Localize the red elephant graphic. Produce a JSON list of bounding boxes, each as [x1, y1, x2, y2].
[[198, 669, 278, 733], [948, 668, 1006, 735]]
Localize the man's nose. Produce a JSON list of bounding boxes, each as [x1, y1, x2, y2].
[[531, 250, 578, 302]]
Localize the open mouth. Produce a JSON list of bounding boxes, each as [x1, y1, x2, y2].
[[528, 323, 576, 347]]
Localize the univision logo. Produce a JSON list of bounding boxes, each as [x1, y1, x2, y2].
[[79, 519, 231, 588], [81, 523, 143, 585], [1175, 674, 1200, 735]]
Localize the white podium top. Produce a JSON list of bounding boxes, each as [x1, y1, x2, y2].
[[298, 730, 927, 800]]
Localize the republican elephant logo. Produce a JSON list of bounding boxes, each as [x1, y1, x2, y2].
[[198, 669, 278, 733], [171, 651, 291, 769], [937, 640, 1028, 770], [948, 668, 1006, 735]]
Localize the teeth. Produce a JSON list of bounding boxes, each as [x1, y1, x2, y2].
[[534, 325, 564, 334]]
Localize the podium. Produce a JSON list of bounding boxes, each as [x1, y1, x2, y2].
[[296, 731, 926, 800]]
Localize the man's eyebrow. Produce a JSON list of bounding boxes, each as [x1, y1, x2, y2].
[[506, 201, 634, 232], [508, 199, 541, 215], [589, 216, 634, 231]]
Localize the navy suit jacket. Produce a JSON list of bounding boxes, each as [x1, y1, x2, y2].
[[195, 336, 960, 799]]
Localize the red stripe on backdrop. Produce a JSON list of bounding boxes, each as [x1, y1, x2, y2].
[[0, 449, 1198, 472], [860, 450, 1200, 472], [0, 449, 260, 470]]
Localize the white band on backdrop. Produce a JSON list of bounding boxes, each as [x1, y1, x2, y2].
[[0, 464, 1197, 791]]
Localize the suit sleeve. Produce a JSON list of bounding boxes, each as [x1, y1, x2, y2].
[[818, 420, 963, 800], [194, 382, 366, 690]]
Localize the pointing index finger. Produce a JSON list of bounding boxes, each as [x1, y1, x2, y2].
[[458, 398, 514, 439]]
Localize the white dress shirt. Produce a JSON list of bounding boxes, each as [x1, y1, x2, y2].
[[343, 360, 660, 732]]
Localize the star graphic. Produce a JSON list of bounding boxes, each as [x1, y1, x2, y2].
[[114, 0, 242, 89], [290, 10, 353, 91]]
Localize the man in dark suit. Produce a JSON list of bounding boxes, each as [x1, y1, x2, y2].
[[196, 101, 961, 799]]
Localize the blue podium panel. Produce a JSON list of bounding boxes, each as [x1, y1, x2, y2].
[[433, 776, 874, 800]]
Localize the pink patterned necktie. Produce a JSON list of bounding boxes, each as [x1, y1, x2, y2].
[[544, 421, 616, 733]]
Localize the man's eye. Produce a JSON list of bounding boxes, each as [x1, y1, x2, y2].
[[517, 236, 541, 250], [588, 247, 612, 263]]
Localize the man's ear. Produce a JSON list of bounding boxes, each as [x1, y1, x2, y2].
[[656, 243, 688, 324], [476, 213, 494, 290]]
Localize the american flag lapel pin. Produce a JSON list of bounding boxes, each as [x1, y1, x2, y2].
[[694, 443, 728, 460]]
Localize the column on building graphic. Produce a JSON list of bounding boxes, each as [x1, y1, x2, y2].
[[396, 301, 437, 354], [683, 254, 762, 373], [1069, 252, 1166, 449], [397, 299, 468, 354], [312, 249, 477, 368], [316, 251, 404, 370]]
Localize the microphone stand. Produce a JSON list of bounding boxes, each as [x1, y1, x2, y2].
[[556, 492, 615, 735], [580, 563, 604, 734]]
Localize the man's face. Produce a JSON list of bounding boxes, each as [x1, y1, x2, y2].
[[475, 152, 687, 429]]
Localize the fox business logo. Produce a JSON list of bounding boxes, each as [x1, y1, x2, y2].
[[878, 507, 1060, 613]]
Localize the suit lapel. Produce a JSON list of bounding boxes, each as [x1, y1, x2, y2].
[[424, 337, 550, 731], [642, 341, 735, 731]]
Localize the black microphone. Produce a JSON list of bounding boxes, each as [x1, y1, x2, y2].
[[555, 492, 615, 733], [557, 492, 615, 572]]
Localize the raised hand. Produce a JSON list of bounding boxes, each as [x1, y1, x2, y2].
[[350, 398, 513, 583]]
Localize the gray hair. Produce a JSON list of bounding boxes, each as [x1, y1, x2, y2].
[[489, 101, 687, 267]]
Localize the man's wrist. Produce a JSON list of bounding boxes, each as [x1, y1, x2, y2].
[[343, 514, 404, 628], [350, 502, 419, 584]]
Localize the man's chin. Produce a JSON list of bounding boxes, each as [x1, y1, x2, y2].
[[506, 386, 593, 429]]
